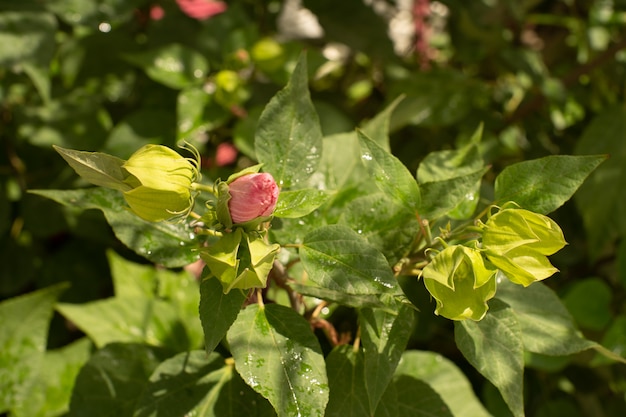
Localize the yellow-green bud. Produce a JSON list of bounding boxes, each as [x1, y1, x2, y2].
[[122, 144, 200, 222]]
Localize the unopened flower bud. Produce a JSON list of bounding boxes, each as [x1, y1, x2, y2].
[[122, 144, 200, 222], [227, 173, 279, 224]]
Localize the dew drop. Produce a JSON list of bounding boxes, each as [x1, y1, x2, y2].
[[362, 152, 373, 161]]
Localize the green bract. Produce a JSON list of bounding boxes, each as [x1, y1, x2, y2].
[[422, 245, 497, 321], [201, 228, 280, 293], [122, 144, 200, 222], [482, 205, 567, 286]]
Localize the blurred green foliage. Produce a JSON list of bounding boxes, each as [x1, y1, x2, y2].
[[2, 0, 626, 416]]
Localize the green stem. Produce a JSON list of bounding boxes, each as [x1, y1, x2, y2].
[[192, 182, 217, 195]]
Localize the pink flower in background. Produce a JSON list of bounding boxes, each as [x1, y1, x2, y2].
[[176, 0, 227, 20], [228, 173, 279, 224], [215, 142, 238, 166], [150, 5, 165, 20]]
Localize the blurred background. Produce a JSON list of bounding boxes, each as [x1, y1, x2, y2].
[[1, 1, 626, 416]]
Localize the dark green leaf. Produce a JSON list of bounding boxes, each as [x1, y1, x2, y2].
[[325, 345, 370, 417], [133, 351, 224, 417], [358, 130, 420, 212], [417, 141, 484, 183], [455, 299, 524, 417], [0, 284, 68, 412], [104, 109, 176, 159], [30, 188, 201, 267], [227, 304, 329, 417], [495, 278, 597, 355], [361, 96, 404, 151], [199, 275, 246, 353], [300, 224, 397, 294], [394, 350, 492, 417], [290, 283, 391, 310], [494, 155, 606, 214], [274, 189, 330, 218], [574, 105, 626, 259], [388, 376, 454, 417], [69, 343, 169, 417], [124, 43, 209, 89], [563, 277, 612, 331], [0, 11, 56, 67], [255, 53, 323, 189], [419, 167, 489, 219], [359, 304, 414, 412]]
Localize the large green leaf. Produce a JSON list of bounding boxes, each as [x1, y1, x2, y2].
[[12, 338, 92, 417], [0, 284, 67, 413], [227, 304, 329, 417], [324, 345, 370, 417], [289, 283, 392, 310], [30, 188, 201, 267], [495, 278, 596, 355], [494, 155, 606, 214], [358, 130, 420, 212], [380, 376, 454, 417], [359, 304, 414, 412], [574, 105, 626, 259], [124, 43, 209, 89], [53, 145, 129, 191], [455, 299, 524, 417], [300, 224, 397, 294], [69, 343, 170, 417], [417, 139, 484, 183], [199, 275, 247, 353], [57, 297, 192, 351], [255, 53, 322, 189], [395, 351, 492, 417]]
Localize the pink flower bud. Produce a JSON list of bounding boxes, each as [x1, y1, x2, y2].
[[228, 173, 279, 224]]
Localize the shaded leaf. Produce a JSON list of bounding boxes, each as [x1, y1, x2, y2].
[[30, 188, 201, 267], [455, 299, 524, 417], [360, 303, 414, 412], [199, 275, 247, 353], [69, 343, 169, 417], [394, 350, 492, 417], [325, 345, 370, 417]]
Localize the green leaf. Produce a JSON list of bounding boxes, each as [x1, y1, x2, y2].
[[227, 304, 329, 417], [495, 278, 597, 356], [361, 96, 404, 151], [455, 299, 524, 417], [134, 351, 275, 417], [314, 131, 368, 191], [324, 345, 370, 417], [53, 146, 130, 192], [0, 11, 56, 67], [69, 343, 170, 417], [339, 193, 419, 265], [494, 155, 606, 214], [274, 189, 330, 218], [124, 43, 209, 89], [384, 376, 454, 417], [563, 277, 613, 331], [289, 283, 392, 310], [419, 167, 489, 219], [417, 140, 484, 183], [0, 284, 67, 413], [255, 53, 323, 189], [300, 224, 397, 294], [394, 350, 492, 417], [30, 188, 201, 267], [574, 105, 626, 259], [199, 275, 246, 353], [359, 304, 414, 412], [57, 297, 192, 351], [358, 130, 420, 212], [11, 338, 92, 417], [133, 351, 224, 417]]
